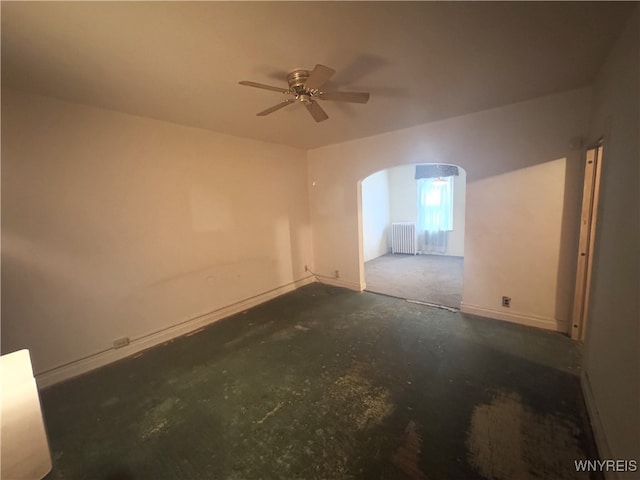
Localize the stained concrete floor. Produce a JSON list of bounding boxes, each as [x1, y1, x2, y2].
[[41, 283, 599, 480]]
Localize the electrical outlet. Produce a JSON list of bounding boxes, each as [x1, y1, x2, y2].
[[334, 270, 340, 279], [113, 337, 130, 348], [502, 296, 511, 308]]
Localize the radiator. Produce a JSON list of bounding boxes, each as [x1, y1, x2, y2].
[[391, 222, 417, 255], [424, 230, 448, 254]]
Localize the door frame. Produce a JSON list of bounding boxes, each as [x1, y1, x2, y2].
[[571, 140, 604, 341]]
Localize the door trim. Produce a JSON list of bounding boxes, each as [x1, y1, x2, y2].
[[571, 141, 603, 341]]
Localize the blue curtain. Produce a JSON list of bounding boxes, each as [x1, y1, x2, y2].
[[415, 164, 459, 179], [417, 177, 454, 233]]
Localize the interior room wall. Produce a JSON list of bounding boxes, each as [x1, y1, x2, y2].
[[463, 158, 568, 325], [387, 164, 466, 256], [449, 170, 466, 256], [582, 11, 639, 473], [308, 87, 590, 331], [1, 89, 313, 382], [387, 165, 417, 225], [361, 170, 390, 262]]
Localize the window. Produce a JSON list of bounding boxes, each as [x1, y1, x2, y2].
[[417, 176, 454, 232]]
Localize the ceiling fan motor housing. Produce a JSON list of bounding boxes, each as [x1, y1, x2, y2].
[[288, 69, 318, 99]]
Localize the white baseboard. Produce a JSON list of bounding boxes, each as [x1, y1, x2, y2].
[[316, 277, 362, 291], [460, 303, 568, 332], [580, 370, 617, 479], [35, 276, 316, 389]]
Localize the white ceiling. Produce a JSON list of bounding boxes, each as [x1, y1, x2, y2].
[[1, 2, 634, 149]]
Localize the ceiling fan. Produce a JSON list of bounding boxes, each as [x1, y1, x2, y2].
[[239, 64, 370, 122]]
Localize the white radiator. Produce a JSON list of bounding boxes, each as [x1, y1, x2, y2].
[[391, 222, 417, 255]]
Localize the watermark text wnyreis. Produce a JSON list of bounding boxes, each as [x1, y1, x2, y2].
[[575, 459, 637, 473]]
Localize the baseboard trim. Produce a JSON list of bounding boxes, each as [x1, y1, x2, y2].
[[416, 252, 464, 259], [580, 370, 617, 479], [315, 277, 362, 291], [35, 276, 316, 389], [460, 303, 567, 332]]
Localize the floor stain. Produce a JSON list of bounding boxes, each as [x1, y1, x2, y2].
[[223, 321, 273, 348], [329, 363, 394, 429], [139, 397, 180, 440], [100, 396, 119, 408], [256, 401, 284, 424], [392, 420, 428, 479], [466, 390, 586, 480]]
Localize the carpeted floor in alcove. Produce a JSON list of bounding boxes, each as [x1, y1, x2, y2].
[[365, 254, 463, 308]]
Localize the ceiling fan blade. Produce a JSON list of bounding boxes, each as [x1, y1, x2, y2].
[[256, 99, 296, 116], [304, 64, 336, 90], [239, 81, 290, 94], [319, 91, 370, 104], [304, 99, 329, 122]]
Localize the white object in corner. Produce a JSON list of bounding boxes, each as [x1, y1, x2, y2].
[[1, 349, 53, 479], [391, 222, 417, 255]]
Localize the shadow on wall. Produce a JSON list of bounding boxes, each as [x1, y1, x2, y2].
[[556, 150, 583, 332], [463, 158, 576, 331]]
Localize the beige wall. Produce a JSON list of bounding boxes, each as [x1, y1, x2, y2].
[[450, 170, 466, 256], [464, 158, 569, 324], [387, 164, 466, 256], [309, 88, 590, 330], [388, 165, 417, 224], [1, 89, 313, 377], [361, 170, 390, 262], [583, 10, 639, 473]]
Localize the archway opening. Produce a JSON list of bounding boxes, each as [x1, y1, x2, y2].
[[361, 163, 466, 308]]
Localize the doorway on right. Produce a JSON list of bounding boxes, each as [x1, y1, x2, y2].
[[571, 141, 603, 340]]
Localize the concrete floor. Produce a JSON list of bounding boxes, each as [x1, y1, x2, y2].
[[41, 283, 599, 480], [365, 254, 463, 308]]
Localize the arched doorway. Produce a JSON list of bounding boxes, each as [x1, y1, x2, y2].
[[361, 163, 466, 308]]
